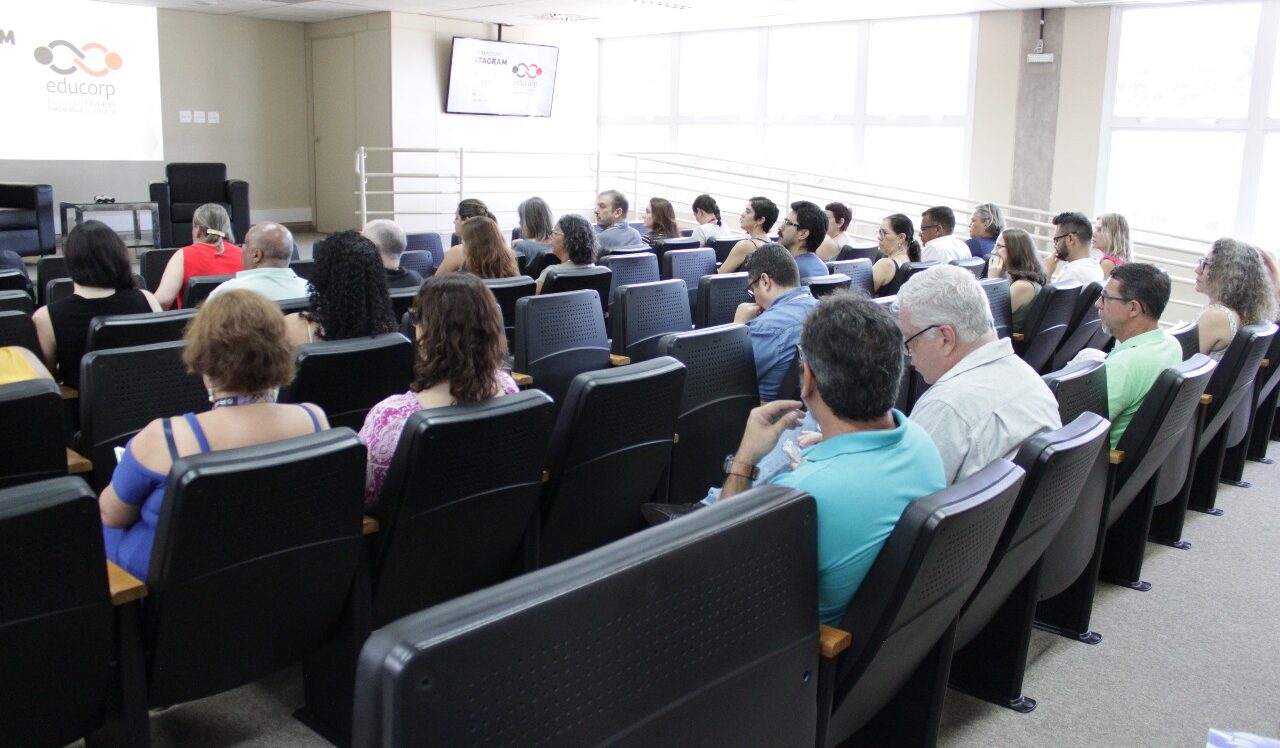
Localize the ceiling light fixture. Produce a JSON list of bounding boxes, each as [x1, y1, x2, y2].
[[631, 0, 693, 9], [538, 12, 595, 21]]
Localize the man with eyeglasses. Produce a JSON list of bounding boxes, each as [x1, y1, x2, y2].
[[898, 265, 1061, 484], [778, 201, 831, 279], [1046, 211, 1104, 286], [918, 206, 971, 264], [733, 243, 818, 401]]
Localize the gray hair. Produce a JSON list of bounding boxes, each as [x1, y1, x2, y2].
[[362, 219, 407, 258], [896, 264, 995, 345], [517, 197, 554, 242], [973, 202, 1005, 238], [193, 203, 234, 244]]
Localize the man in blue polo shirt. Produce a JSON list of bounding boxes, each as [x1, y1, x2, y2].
[[719, 295, 946, 625], [593, 189, 644, 256], [734, 243, 819, 401]]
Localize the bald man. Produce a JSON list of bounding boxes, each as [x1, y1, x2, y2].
[[362, 219, 423, 289], [208, 222, 309, 302]]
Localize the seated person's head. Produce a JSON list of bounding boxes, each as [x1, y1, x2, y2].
[[243, 222, 295, 270], [361, 219, 407, 265], [460, 216, 517, 278], [192, 203, 235, 244], [741, 196, 779, 235], [825, 202, 852, 238], [786, 201, 828, 253], [308, 230, 396, 340], [742, 243, 801, 305], [1196, 238, 1277, 325], [409, 273, 507, 402], [645, 197, 679, 239], [1051, 211, 1093, 260], [970, 203, 1005, 239], [517, 197, 554, 242], [65, 220, 135, 291], [896, 265, 996, 384], [1100, 263, 1171, 337], [184, 290, 295, 396], [553, 214, 598, 265], [993, 228, 1047, 284], [800, 294, 902, 423], [595, 190, 628, 228], [920, 206, 956, 243]]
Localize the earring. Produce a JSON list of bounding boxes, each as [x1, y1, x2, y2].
[[207, 387, 216, 403]]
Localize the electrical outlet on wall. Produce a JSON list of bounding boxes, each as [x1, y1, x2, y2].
[[178, 110, 192, 123], [193, 110, 206, 124], [208, 111, 220, 124]]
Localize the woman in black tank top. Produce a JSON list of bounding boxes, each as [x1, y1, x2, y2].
[[873, 214, 920, 297]]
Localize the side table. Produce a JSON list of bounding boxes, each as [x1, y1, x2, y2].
[[60, 202, 160, 249]]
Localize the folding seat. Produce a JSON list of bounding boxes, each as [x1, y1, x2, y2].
[[1015, 281, 1082, 373], [1220, 323, 1280, 479], [661, 247, 716, 314], [0, 310, 40, 354], [0, 477, 115, 747], [1042, 358, 1108, 425], [79, 341, 208, 491], [1050, 282, 1104, 371], [0, 270, 27, 294], [818, 461, 1024, 747], [353, 484, 818, 748], [827, 258, 874, 296], [281, 333, 413, 431], [1142, 322, 1205, 550], [482, 275, 536, 349], [656, 324, 759, 503], [599, 250, 659, 304], [951, 256, 986, 278], [949, 413, 1110, 712], [0, 289, 33, 315], [538, 357, 685, 565], [610, 279, 692, 362], [0, 379, 66, 489], [512, 290, 611, 407], [835, 244, 880, 263], [36, 255, 67, 306], [1167, 320, 1200, 361], [806, 273, 852, 298], [277, 297, 310, 315], [707, 235, 747, 263], [290, 259, 315, 280], [901, 260, 938, 284], [695, 272, 749, 328], [405, 232, 444, 268], [138, 248, 177, 296], [653, 236, 699, 252], [387, 286, 417, 320], [85, 309, 198, 354], [45, 277, 74, 306], [980, 277, 1013, 339], [398, 249, 433, 278], [182, 274, 233, 308], [541, 264, 613, 319], [1242, 325, 1280, 461]]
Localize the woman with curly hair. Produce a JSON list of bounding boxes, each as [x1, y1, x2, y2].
[[357, 273, 518, 507], [1093, 213, 1131, 278], [285, 230, 396, 346], [988, 228, 1048, 335], [1194, 238, 1278, 360], [642, 197, 681, 245], [536, 213, 598, 293], [455, 216, 519, 278]]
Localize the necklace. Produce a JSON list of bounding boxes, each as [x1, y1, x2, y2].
[[210, 389, 278, 408]]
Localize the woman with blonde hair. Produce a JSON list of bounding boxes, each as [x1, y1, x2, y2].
[[154, 203, 243, 309], [1194, 238, 1278, 360], [1093, 213, 1131, 278]]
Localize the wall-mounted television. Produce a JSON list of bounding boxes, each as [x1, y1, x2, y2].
[[445, 37, 559, 117]]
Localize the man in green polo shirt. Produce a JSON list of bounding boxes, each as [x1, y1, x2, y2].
[[1096, 263, 1182, 448]]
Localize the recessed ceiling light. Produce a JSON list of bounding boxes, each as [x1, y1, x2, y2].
[[631, 0, 693, 9], [538, 12, 595, 21], [194, 0, 217, 6]]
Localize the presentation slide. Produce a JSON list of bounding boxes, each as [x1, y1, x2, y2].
[[446, 37, 559, 118], [0, 0, 163, 161]]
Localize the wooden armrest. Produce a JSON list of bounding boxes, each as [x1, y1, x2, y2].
[[362, 516, 379, 536], [1109, 449, 1125, 465], [541, 469, 549, 483], [610, 354, 630, 366], [107, 561, 147, 606], [67, 448, 92, 474], [1200, 394, 1213, 406], [819, 624, 852, 659], [1011, 333, 1024, 343], [512, 372, 533, 387], [1260, 358, 1269, 368], [61, 385, 79, 400]]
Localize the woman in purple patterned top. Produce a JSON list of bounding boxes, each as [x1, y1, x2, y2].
[[358, 273, 518, 507]]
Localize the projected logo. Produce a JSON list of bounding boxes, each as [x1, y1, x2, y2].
[[33, 40, 123, 77], [512, 63, 543, 79]]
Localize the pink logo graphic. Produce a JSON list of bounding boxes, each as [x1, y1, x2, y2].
[[34, 40, 123, 77], [511, 63, 542, 79]]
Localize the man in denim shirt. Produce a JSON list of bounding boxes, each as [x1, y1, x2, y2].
[[734, 243, 818, 401]]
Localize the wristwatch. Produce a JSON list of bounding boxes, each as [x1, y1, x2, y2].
[[723, 453, 759, 481]]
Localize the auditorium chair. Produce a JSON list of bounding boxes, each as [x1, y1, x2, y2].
[[949, 413, 1110, 712], [951, 256, 986, 279], [901, 260, 938, 285], [1142, 323, 1206, 550], [1242, 324, 1280, 462], [541, 264, 613, 319], [805, 273, 853, 298], [281, 333, 413, 431], [1167, 320, 1200, 361], [827, 258, 874, 296], [398, 250, 433, 279], [656, 324, 758, 504], [0, 477, 116, 747], [0, 289, 33, 315], [1049, 282, 1104, 371], [1015, 281, 1082, 373], [662, 247, 717, 315], [538, 357, 685, 566], [1220, 323, 1280, 480], [182, 274, 232, 308], [525, 252, 560, 280], [482, 275, 536, 349], [980, 277, 1013, 340], [818, 461, 1023, 747], [599, 251, 659, 306], [139, 248, 177, 296], [353, 484, 818, 748], [404, 232, 445, 268], [835, 244, 881, 263], [0, 379, 66, 489], [290, 259, 315, 281], [36, 255, 67, 305], [0, 310, 40, 355], [0, 270, 28, 298], [277, 297, 310, 315], [150, 163, 249, 249], [695, 272, 749, 328], [1042, 359, 1108, 425], [610, 279, 692, 362], [78, 341, 208, 491], [512, 290, 611, 408], [648, 236, 699, 267], [708, 235, 747, 263], [387, 286, 417, 320], [0, 182, 55, 257], [85, 309, 198, 354]]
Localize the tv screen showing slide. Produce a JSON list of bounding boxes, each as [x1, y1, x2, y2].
[[446, 37, 559, 118], [0, 0, 163, 161]]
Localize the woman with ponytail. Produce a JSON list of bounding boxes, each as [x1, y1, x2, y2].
[[872, 213, 920, 297], [154, 203, 243, 309], [690, 194, 725, 246]]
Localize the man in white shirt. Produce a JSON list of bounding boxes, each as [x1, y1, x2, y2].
[[1048, 211, 1104, 286], [209, 222, 309, 302], [896, 264, 1062, 484], [594, 190, 645, 257], [919, 206, 971, 264], [818, 202, 853, 261]]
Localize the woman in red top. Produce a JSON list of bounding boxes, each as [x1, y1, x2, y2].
[[155, 203, 244, 309]]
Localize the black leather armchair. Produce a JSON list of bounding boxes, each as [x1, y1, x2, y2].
[[0, 183, 56, 257], [150, 163, 249, 248]]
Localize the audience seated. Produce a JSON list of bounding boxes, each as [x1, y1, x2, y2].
[[436, 198, 499, 272], [1046, 211, 1104, 285], [689, 193, 726, 246], [438, 216, 519, 279], [536, 214, 598, 293], [512, 196, 554, 268], [716, 294, 945, 624], [362, 218, 423, 290], [1094, 212, 1131, 278], [284, 230, 396, 346], [98, 290, 330, 581], [1193, 238, 1277, 361], [641, 197, 680, 246], [0, 345, 52, 384], [358, 273, 518, 508], [988, 227, 1049, 336], [593, 190, 644, 255], [209, 222, 309, 302], [734, 243, 818, 401], [779, 200, 830, 278], [872, 213, 920, 296], [718, 196, 778, 274], [818, 201, 854, 261], [919, 206, 970, 263], [897, 265, 1062, 484], [966, 202, 1004, 258], [154, 203, 244, 309], [32, 221, 161, 387]]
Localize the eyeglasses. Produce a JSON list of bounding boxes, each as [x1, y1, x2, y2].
[[1098, 293, 1131, 305], [902, 324, 940, 355], [1052, 233, 1071, 243], [1196, 257, 1211, 272], [920, 223, 940, 233], [746, 274, 763, 300], [780, 218, 798, 229], [878, 228, 891, 238]]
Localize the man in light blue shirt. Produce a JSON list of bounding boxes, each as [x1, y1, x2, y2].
[[734, 243, 818, 401], [594, 190, 644, 256], [779, 200, 831, 279], [209, 222, 309, 302]]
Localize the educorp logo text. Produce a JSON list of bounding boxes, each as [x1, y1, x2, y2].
[[34, 40, 122, 102]]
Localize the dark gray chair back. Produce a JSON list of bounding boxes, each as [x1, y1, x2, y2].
[[0, 310, 40, 355], [1050, 282, 1104, 371], [86, 309, 197, 354], [695, 272, 749, 328], [836, 244, 880, 263], [290, 259, 315, 281], [482, 275, 536, 349], [513, 290, 611, 408], [139, 248, 178, 296], [1042, 358, 1108, 425], [282, 333, 413, 431], [806, 274, 853, 298], [542, 265, 613, 319], [0, 379, 65, 489], [405, 233, 445, 268], [902, 261, 938, 284], [398, 250, 433, 278], [708, 235, 748, 263], [35, 255, 67, 306], [1167, 320, 1200, 361], [828, 258, 874, 296], [610, 280, 692, 361], [1018, 281, 1082, 373], [183, 274, 233, 308], [951, 256, 986, 278], [661, 248, 717, 315], [0, 290, 33, 316], [0, 271, 28, 295], [600, 251, 660, 302], [980, 277, 1013, 339]]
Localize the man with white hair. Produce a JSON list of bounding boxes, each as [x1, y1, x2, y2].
[[896, 265, 1062, 484], [362, 219, 423, 289]]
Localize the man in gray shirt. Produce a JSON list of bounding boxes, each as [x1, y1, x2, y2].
[[209, 222, 309, 302], [594, 190, 644, 256]]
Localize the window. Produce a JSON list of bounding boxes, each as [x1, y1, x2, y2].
[[766, 25, 857, 117], [599, 36, 671, 118], [866, 16, 972, 117]]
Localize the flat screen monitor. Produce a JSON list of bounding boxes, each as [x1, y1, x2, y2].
[[445, 37, 559, 117]]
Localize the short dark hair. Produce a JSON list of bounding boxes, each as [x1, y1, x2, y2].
[[801, 295, 903, 422], [1110, 262, 1171, 321], [65, 220, 135, 290], [1052, 211, 1093, 244], [922, 206, 956, 234], [743, 242, 799, 288], [600, 190, 629, 218], [748, 196, 779, 232], [557, 214, 598, 264], [790, 201, 829, 252], [825, 202, 852, 233]]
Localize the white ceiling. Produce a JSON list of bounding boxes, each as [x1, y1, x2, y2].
[[96, 0, 1206, 36]]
